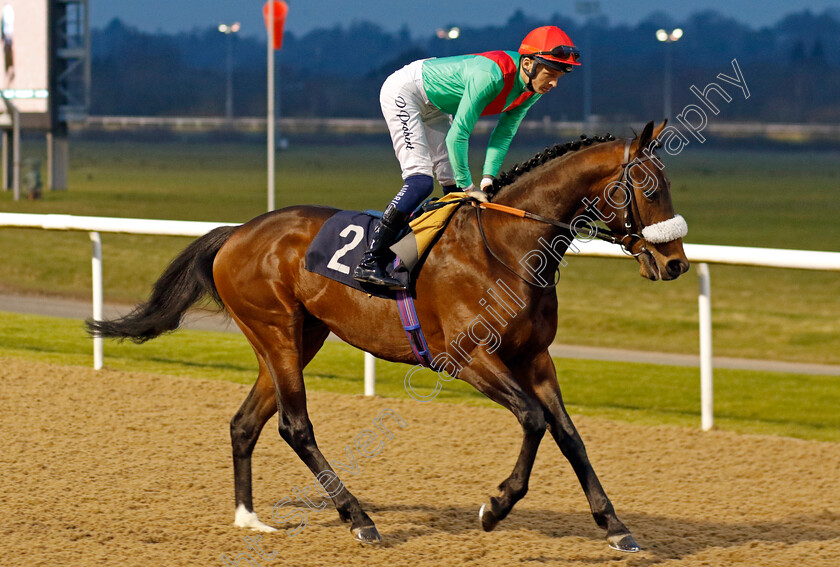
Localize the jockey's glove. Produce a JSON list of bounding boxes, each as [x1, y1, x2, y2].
[[464, 186, 489, 203], [480, 175, 496, 190]]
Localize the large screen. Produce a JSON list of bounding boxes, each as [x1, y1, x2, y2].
[[0, 0, 49, 115]]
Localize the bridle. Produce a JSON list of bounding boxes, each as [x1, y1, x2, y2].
[[474, 139, 663, 289], [606, 138, 661, 258]]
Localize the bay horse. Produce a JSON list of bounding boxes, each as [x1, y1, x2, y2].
[[88, 120, 689, 552]]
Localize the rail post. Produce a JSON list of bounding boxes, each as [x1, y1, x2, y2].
[[90, 231, 103, 370], [698, 262, 713, 430], [364, 352, 376, 396]]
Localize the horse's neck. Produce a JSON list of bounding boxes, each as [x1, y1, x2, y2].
[[479, 147, 620, 284], [452, 145, 621, 301], [495, 148, 615, 222]]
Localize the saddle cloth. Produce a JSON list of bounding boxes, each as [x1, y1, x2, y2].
[[304, 210, 406, 299], [304, 193, 467, 296]]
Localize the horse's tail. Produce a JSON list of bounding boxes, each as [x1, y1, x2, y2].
[[85, 225, 239, 343]]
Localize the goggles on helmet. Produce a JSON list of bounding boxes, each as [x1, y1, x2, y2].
[[531, 44, 580, 63], [534, 57, 574, 73]]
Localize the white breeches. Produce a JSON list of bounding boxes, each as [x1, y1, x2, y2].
[[379, 60, 455, 185]]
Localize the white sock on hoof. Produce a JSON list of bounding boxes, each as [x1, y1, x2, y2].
[[234, 503, 278, 533]]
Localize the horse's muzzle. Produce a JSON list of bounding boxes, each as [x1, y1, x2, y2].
[[666, 257, 690, 279]]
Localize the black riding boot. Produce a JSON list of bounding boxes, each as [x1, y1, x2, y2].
[[353, 204, 409, 290]]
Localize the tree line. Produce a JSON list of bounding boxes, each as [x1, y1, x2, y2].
[[91, 8, 840, 123]]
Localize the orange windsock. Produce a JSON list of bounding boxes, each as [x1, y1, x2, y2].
[[263, 1, 289, 50]]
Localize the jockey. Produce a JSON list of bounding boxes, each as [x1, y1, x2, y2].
[[353, 25, 580, 289]]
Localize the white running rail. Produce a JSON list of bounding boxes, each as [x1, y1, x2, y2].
[[3, 212, 840, 430]]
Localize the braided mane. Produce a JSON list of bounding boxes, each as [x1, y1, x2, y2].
[[488, 133, 616, 196]]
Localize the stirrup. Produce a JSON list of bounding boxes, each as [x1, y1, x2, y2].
[[352, 263, 406, 290]]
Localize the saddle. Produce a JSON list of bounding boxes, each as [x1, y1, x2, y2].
[[304, 192, 468, 298]]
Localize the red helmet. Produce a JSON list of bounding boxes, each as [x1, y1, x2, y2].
[[519, 26, 581, 70]]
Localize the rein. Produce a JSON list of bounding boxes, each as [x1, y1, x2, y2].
[[474, 203, 604, 289], [474, 140, 657, 288], [477, 201, 618, 242]]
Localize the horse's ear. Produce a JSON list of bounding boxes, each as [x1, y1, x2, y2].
[[652, 119, 668, 140], [635, 121, 654, 154]]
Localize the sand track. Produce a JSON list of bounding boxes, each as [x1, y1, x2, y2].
[[1, 358, 838, 566]]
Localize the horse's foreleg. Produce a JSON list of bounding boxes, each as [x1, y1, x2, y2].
[[530, 352, 639, 553], [480, 423, 544, 532], [455, 353, 546, 531], [273, 386, 380, 543]]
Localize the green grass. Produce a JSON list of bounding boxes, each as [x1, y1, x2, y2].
[[1, 138, 838, 365], [662, 149, 840, 250], [1, 311, 837, 442]]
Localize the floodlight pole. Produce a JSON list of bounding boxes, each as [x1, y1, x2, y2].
[[218, 23, 240, 121], [656, 28, 683, 120], [226, 37, 234, 120], [575, 1, 600, 125], [267, 1, 275, 212], [664, 44, 673, 120]]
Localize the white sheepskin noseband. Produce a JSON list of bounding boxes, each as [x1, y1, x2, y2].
[[641, 214, 687, 244]]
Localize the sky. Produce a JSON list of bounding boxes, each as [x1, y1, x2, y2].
[[90, 0, 840, 39]]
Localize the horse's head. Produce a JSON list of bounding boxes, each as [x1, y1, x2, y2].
[[489, 122, 689, 282], [596, 120, 690, 281]]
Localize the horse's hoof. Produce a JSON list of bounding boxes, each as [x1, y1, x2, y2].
[[607, 533, 640, 553], [478, 503, 499, 532], [233, 504, 278, 533], [351, 525, 382, 544]]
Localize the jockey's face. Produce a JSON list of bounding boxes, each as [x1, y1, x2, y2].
[[521, 58, 565, 94], [531, 64, 565, 94]]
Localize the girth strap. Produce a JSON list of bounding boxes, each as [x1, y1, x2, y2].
[[393, 257, 434, 367]]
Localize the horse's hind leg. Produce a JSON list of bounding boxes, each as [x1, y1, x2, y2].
[[231, 356, 279, 532], [230, 323, 330, 533], [247, 317, 381, 543], [529, 351, 639, 553]]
